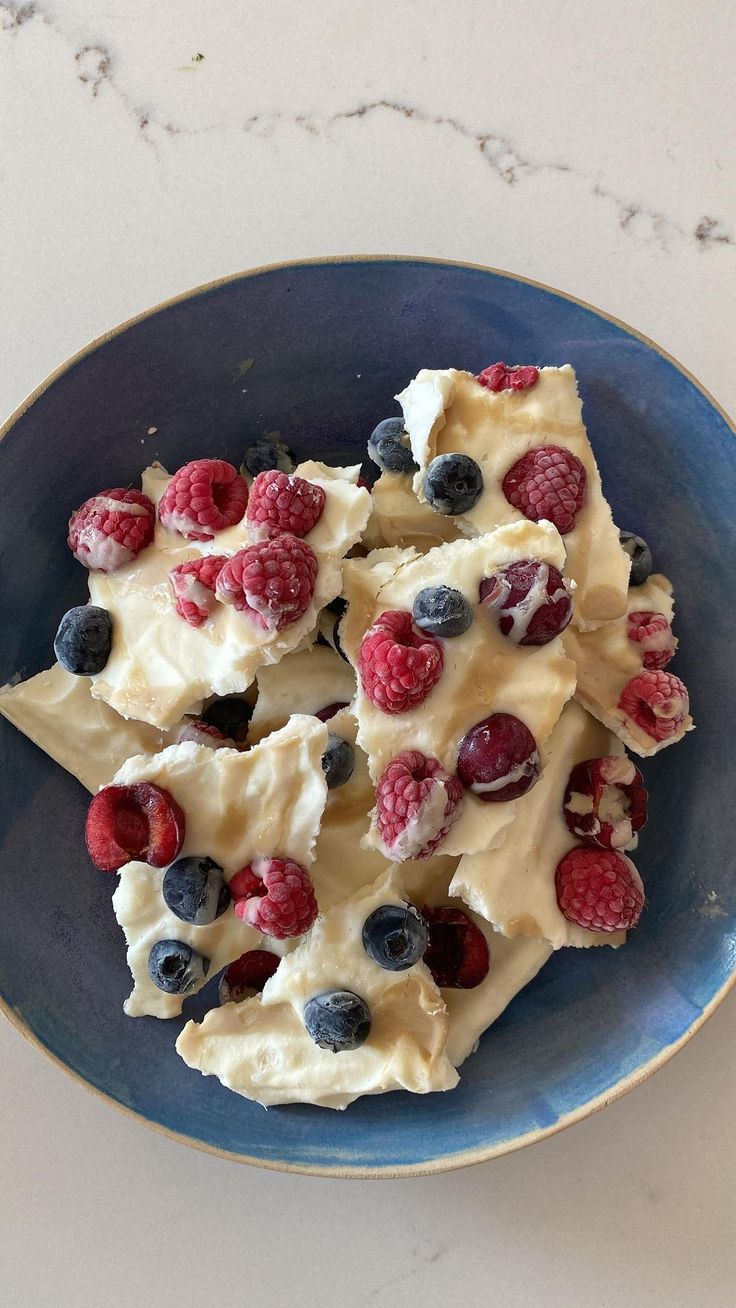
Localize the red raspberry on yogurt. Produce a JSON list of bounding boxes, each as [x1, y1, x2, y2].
[[169, 554, 228, 627], [375, 751, 463, 861], [502, 445, 587, 535], [618, 670, 689, 743], [247, 470, 326, 540], [358, 611, 444, 714], [555, 846, 644, 932], [67, 488, 155, 572], [216, 535, 318, 630], [627, 610, 677, 670], [477, 362, 540, 392], [159, 459, 248, 541], [230, 858, 318, 939]]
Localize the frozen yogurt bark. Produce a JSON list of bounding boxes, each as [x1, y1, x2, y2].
[[247, 644, 356, 745], [363, 472, 463, 553], [88, 462, 371, 729], [564, 574, 693, 757], [341, 521, 577, 857], [397, 365, 630, 629], [111, 715, 328, 1018]]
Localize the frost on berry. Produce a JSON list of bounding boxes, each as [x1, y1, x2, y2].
[[67, 488, 155, 572], [216, 535, 318, 630], [358, 610, 444, 714], [627, 610, 677, 670], [376, 751, 463, 860], [158, 459, 249, 541], [555, 845, 644, 932], [501, 445, 586, 535], [230, 857, 318, 939], [618, 670, 689, 743], [246, 471, 326, 540], [169, 555, 228, 627]]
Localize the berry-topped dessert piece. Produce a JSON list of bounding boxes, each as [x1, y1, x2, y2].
[[109, 714, 328, 1018], [341, 521, 576, 857], [391, 365, 630, 629], [84, 460, 371, 729], [564, 572, 693, 756], [450, 701, 646, 949]]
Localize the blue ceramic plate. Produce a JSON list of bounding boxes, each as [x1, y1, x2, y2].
[[1, 258, 734, 1177]]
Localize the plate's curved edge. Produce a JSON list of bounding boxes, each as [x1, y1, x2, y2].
[[1, 254, 734, 443], [1, 254, 734, 1177]]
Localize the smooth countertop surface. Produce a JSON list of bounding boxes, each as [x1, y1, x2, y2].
[[1, 2, 734, 1304]]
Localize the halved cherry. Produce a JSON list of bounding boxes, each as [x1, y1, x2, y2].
[[422, 906, 490, 988], [85, 782, 185, 872], [219, 950, 280, 1003], [563, 756, 647, 849]]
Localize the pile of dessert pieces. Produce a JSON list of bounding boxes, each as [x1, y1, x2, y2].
[[0, 360, 693, 1109]]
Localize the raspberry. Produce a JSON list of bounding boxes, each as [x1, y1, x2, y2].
[[175, 719, 234, 749], [67, 488, 155, 572], [169, 554, 228, 627], [555, 846, 644, 932], [375, 752, 463, 860], [502, 445, 586, 535], [159, 459, 248, 541], [219, 950, 280, 1003], [479, 559, 573, 646], [477, 362, 540, 393], [618, 670, 689, 743], [230, 857, 318, 939], [358, 610, 444, 714], [627, 610, 677, 670], [421, 906, 490, 988], [216, 535, 318, 630], [246, 471, 326, 540], [563, 755, 648, 849]]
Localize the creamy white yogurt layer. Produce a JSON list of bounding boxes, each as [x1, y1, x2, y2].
[[247, 644, 356, 745], [397, 366, 630, 629], [363, 471, 463, 552], [88, 462, 371, 729]]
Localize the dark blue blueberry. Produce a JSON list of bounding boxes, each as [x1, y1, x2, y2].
[[202, 697, 253, 744], [322, 734, 355, 789], [424, 453, 484, 515], [368, 417, 417, 474], [148, 940, 210, 994], [362, 903, 428, 971], [303, 990, 372, 1051], [326, 595, 348, 620], [318, 608, 349, 662], [53, 605, 112, 675], [619, 530, 653, 586], [241, 433, 295, 478], [162, 855, 230, 924], [412, 586, 473, 638]]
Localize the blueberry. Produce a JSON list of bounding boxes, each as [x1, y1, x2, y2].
[[424, 453, 483, 515], [162, 855, 231, 924], [362, 903, 428, 971], [201, 697, 253, 744], [368, 417, 417, 474], [322, 734, 355, 789], [619, 530, 653, 587], [412, 586, 473, 638], [53, 605, 112, 675], [303, 990, 372, 1051], [326, 595, 348, 620], [148, 940, 210, 994], [241, 433, 295, 478]]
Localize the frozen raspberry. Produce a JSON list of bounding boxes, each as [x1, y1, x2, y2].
[[457, 712, 540, 801], [477, 362, 540, 393], [159, 459, 248, 541], [627, 610, 677, 670], [618, 670, 689, 743], [67, 488, 155, 572], [563, 756, 648, 849], [230, 857, 318, 940], [421, 906, 490, 988], [479, 559, 573, 646], [375, 752, 463, 860], [555, 846, 644, 932], [175, 719, 234, 749], [216, 535, 318, 630], [219, 950, 280, 1003], [358, 610, 444, 714], [246, 470, 326, 540], [85, 782, 185, 872], [502, 445, 586, 535], [168, 554, 228, 627]]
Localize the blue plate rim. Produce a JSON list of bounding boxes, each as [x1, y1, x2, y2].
[[1, 254, 734, 1178]]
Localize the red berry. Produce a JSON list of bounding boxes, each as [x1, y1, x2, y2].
[[67, 488, 155, 572], [502, 445, 586, 535], [219, 950, 279, 1003], [618, 670, 689, 743], [627, 610, 677, 670], [555, 846, 644, 932], [479, 559, 573, 646], [230, 857, 318, 939], [457, 712, 540, 801], [175, 719, 234, 749], [246, 471, 326, 540], [159, 459, 248, 541], [421, 905, 491, 988], [85, 782, 185, 872], [358, 610, 444, 714], [314, 701, 350, 722], [477, 362, 540, 393], [168, 554, 228, 627], [216, 535, 318, 631], [563, 755, 648, 849], [375, 751, 463, 860], [356, 477, 372, 493]]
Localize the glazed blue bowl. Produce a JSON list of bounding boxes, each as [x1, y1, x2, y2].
[[1, 258, 734, 1176]]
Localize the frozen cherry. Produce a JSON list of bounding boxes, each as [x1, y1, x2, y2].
[[479, 559, 573, 646], [422, 906, 490, 988], [456, 713, 540, 802], [563, 756, 648, 849]]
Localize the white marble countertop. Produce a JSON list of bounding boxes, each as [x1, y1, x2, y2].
[[1, 2, 734, 1304]]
